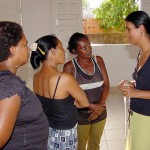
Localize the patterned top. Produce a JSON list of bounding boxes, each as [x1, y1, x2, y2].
[[72, 56, 107, 125], [131, 52, 150, 116], [0, 70, 49, 150]]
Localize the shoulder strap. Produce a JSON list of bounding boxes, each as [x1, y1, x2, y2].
[[92, 55, 103, 73], [72, 58, 77, 78], [93, 55, 97, 63], [53, 75, 61, 99], [91, 55, 98, 66]]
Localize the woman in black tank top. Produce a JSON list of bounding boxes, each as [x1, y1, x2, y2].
[[30, 35, 89, 150]]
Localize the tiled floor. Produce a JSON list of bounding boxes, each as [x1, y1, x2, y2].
[[100, 87, 128, 150]]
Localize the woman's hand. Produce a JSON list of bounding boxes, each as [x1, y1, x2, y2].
[[118, 80, 137, 98], [89, 103, 105, 116], [87, 111, 99, 121], [121, 86, 138, 98], [118, 80, 130, 89], [118, 80, 135, 90]]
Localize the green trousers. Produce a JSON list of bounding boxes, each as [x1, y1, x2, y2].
[[77, 119, 106, 150], [126, 111, 150, 150]]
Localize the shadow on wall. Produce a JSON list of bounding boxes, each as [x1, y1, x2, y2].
[[124, 45, 139, 59]]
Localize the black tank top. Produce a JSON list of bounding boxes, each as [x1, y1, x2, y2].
[[36, 76, 78, 129]]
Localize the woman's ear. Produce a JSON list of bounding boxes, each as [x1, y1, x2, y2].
[[72, 49, 77, 54], [9, 46, 16, 56], [50, 48, 57, 55], [139, 25, 145, 35]]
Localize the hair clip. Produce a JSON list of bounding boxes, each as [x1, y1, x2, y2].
[[30, 43, 38, 51], [38, 47, 46, 55]]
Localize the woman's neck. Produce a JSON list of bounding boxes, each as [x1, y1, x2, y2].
[[0, 62, 17, 74], [139, 37, 150, 54], [42, 61, 58, 71], [76, 57, 92, 65]]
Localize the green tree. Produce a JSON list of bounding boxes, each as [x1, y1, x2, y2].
[[93, 0, 138, 32], [82, 0, 90, 8]]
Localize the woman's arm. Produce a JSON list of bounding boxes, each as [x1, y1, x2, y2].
[[132, 90, 150, 99], [90, 56, 110, 115], [118, 79, 150, 99], [97, 56, 110, 105], [63, 73, 89, 108], [63, 61, 89, 107], [119, 85, 150, 99], [0, 95, 21, 148]]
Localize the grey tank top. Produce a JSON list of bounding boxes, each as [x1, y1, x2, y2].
[[72, 56, 107, 124]]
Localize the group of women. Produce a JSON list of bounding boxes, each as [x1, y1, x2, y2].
[[0, 10, 150, 150]]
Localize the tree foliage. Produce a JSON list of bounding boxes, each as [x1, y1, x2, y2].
[[93, 0, 138, 32]]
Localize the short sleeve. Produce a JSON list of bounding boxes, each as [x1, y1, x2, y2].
[[0, 72, 26, 100]]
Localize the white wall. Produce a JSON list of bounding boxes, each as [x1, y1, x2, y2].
[[21, 0, 53, 44], [92, 44, 139, 87], [0, 0, 21, 24]]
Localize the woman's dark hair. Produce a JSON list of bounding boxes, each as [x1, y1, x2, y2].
[[67, 32, 89, 54], [0, 21, 23, 62], [126, 11, 150, 35], [30, 35, 58, 69]]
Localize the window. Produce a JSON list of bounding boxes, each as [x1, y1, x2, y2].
[[82, 0, 139, 44]]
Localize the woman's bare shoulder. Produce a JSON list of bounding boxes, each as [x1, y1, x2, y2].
[[95, 55, 103, 61], [95, 55, 105, 65], [63, 60, 75, 75], [64, 60, 74, 69], [61, 72, 75, 81]]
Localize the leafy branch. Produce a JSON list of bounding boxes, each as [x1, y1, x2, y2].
[[93, 0, 138, 32]]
